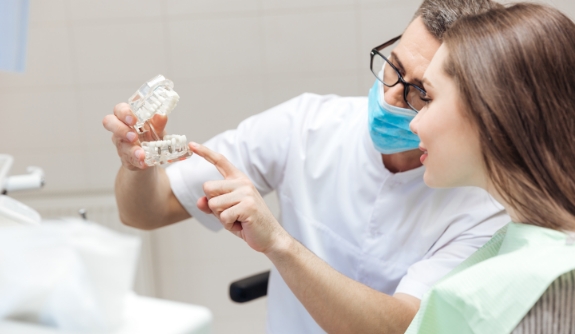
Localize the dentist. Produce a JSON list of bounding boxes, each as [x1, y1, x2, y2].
[[104, 0, 508, 332]]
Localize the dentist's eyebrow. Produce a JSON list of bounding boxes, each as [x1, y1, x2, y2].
[[391, 51, 424, 87], [390, 51, 405, 73]]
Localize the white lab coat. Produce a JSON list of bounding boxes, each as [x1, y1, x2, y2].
[[166, 93, 509, 333]]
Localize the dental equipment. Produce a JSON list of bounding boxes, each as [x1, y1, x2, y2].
[[0, 154, 44, 194], [0, 154, 42, 226], [128, 75, 191, 166]]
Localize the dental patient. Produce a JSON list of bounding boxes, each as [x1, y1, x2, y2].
[[405, 3, 575, 332], [188, 3, 575, 333]]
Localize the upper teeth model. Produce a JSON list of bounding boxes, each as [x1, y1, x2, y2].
[[128, 75, 191, 166]]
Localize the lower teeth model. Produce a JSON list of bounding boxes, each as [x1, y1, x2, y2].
[[128, 75, 192, 166]]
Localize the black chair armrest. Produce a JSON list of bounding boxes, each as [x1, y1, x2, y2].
[[229, 271, 270, 303]]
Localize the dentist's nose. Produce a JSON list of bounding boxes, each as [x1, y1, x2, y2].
[[383, 84, 409, 109]]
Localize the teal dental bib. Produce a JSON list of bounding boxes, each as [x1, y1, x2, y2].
[[406, 222, 575, 334]]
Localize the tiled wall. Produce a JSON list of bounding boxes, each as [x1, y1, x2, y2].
[[4, 0, 575, 333]]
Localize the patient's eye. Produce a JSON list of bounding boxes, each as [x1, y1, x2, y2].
[[419, 91, 432, 103]]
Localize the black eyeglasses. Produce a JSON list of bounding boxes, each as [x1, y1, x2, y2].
[[370, 35, 427, 112]]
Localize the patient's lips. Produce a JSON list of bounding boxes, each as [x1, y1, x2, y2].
[[419, 146, 428, 164]]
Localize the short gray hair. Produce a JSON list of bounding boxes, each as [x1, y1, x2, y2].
[[414, 0, 503, 40]]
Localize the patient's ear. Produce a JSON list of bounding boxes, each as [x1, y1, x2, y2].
[[197, 196, 213, 215]]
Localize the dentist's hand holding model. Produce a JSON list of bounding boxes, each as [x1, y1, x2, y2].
[[104, 107, 168, 171]]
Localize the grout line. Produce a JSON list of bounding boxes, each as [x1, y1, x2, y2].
[[64, 4, 364, 27], [160, 0, 173, 78], [257, 0, 271, 108], [354, 0, 365, 96], [63, 0, 90, 190]]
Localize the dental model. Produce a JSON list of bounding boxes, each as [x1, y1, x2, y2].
[[128, 75, 192, 166]]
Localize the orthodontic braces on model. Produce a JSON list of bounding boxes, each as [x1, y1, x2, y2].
[[128, 75, 192, 166]]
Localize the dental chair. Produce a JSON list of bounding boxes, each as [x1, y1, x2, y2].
[[229, 271, 270, 303]]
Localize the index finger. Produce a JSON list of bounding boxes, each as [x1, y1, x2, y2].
[[189, 142, 242, 179], [113, 103, 137, 126]]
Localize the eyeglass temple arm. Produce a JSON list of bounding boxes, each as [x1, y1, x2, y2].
[[372, 35, 402, 52]]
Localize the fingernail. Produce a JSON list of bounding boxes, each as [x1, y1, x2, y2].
[[125, 116, 133, 125], [190, 142, 199, 148], [126, 132, 137, 142], [135, 149, 143, 159]]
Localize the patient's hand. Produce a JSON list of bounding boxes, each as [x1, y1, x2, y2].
[[102, 103, 167, 170], [189, 142, 290, 254]]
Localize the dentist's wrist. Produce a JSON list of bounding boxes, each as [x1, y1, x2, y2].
[[264, 227, 295, 260]]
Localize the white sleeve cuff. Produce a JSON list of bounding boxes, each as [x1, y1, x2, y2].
[[394, 276, 432, 300], [165, 163, 222, 232]]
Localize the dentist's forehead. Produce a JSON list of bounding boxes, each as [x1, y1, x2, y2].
[[391, 17, 441, 84]]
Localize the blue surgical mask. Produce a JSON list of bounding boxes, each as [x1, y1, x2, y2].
[[367, 78, 420, 154]]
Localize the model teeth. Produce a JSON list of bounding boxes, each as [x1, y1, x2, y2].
[[141, 134, 191, 165], [129, 75, 181, 131], [128, 75, 192, 166]]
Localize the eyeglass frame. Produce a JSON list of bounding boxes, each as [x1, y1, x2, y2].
[[370, 35, 427, 113]]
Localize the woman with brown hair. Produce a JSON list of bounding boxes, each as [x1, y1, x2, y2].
[[406, 3, 575, 333]]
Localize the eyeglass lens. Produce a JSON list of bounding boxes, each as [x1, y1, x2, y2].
[[371, 38, 427, 112]]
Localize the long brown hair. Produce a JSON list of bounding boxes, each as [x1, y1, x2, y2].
[[443, 3, 575, 231]]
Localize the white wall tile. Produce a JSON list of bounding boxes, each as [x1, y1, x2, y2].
[[357, 0, 415, 6], [5, 147, 88, 193], [168, 17, 263, 80], [0, 88, 81, 151], [29, 0, 68, 24], [261, 0, 353, 11], [166, 76, 266, 144], [166, 0, 259, 16], [84, 146, 122, 191], [262, 10, 358, 75], [72, 22, 168, 85], [215, 312, 267, 334], [0, 25, 74, 88], [76, 82, 141, 148], [547, 0, 575, 18], [359, 72, 377, 98], [357, 3, 420, 70], [68, 0, 163, 21], [265, 71, 360, 109]]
